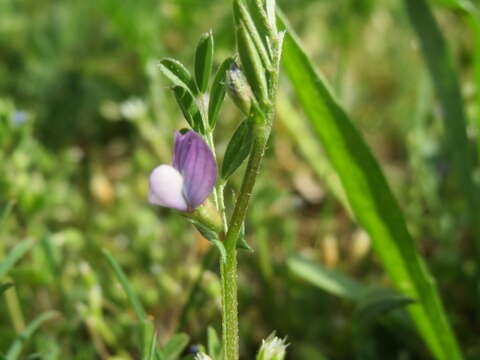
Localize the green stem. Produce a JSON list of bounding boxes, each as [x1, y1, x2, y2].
[[220, 8, 282, 359], [221, 123, 271, 360]]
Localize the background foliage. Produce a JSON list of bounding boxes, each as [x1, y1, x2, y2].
[[1, 0, 479, 359]]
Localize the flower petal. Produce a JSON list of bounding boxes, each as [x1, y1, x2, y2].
[[172, 130, 217, 209], [148, 165, 188, 211]]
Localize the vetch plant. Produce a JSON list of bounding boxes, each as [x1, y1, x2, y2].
[[150, 0, 284, 359]]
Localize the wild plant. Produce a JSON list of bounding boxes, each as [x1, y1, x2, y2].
[[150, 0, 284, 359]]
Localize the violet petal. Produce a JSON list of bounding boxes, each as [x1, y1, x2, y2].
[[148, 165, 188, 211], [172, 130, 217, 209]]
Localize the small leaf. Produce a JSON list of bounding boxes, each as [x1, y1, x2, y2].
[[354, 288, 415, 327], [208, 57, 234, 128], [159, 58, 198, 95], [236, 24, 269, 105], [159, 333, 189, 360], [233, 0, 271, 68], [171, 86, 204, 133], [0, 283, 13, 295], [221, 119, 254, 180], [212, 239, 227, 264], [194, 31, 214, 93], [191, 221, 219, 242], [236, 222, 252, 251], [207, 327, 222, 359]]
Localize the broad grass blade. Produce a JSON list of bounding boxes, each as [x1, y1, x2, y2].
[[279, 12, 463, 360], [289, 255, 422, 354], [287, 255, 366, 301]]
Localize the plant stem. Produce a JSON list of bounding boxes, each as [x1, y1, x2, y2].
[[221, 123, 271, 360], [220, 9, 282, 358]]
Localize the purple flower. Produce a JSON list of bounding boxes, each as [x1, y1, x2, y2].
[[148, 130, 217, 211]]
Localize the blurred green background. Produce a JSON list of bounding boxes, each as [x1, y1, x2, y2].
[[1, 0, 479, 359]]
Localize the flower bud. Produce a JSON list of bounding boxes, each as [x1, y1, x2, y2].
[[256, 332, 288, 360], [226, 62, 255, 115], [185, 199, 223, 234]]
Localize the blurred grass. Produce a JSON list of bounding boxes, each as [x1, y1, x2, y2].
[[280, 12, 462, 359], [1, 0, 480, 359]]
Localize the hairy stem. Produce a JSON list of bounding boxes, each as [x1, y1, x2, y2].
[[221, 122, 271, 360], [220, 6, 283, 359]]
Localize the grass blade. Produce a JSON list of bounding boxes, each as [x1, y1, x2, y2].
[[142, 319, 157, 360], [102, 249, 147, 321], [470, 13, 480, 161], [287, 255, 366, 301], [0, 240, 35, 280], [0, 200, 15, 230], [279, 11, 463, 360], [288, 255, 424, 355], [404, 0, 480, 254], [103, 250, 164, 359], [159, 333, 189, 360], [5, 311, 57, 360], [277, 91, 351, 213]]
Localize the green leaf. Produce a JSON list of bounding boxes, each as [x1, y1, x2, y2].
[[0, 239, 35, 280], [236, 222, 252, 251], [0, 283, 13, 295], [159, 333, 189, 360], [191, 221, 218, 242], [159, 58, 198, 95], [280, 11, 462, 360], [207, 327, 222, 359], [354, 288, 415, 328], [212, 239, 227, 264], [221, 119, 254, 180], [103, 249, 147, 321], [287, 255, 366, 301], [6, 311, 57, 360], [194, 31, 214, 93], [172, 86, 204, 134], [208, 57, 234, 128], [236, 22, 269, 106]]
